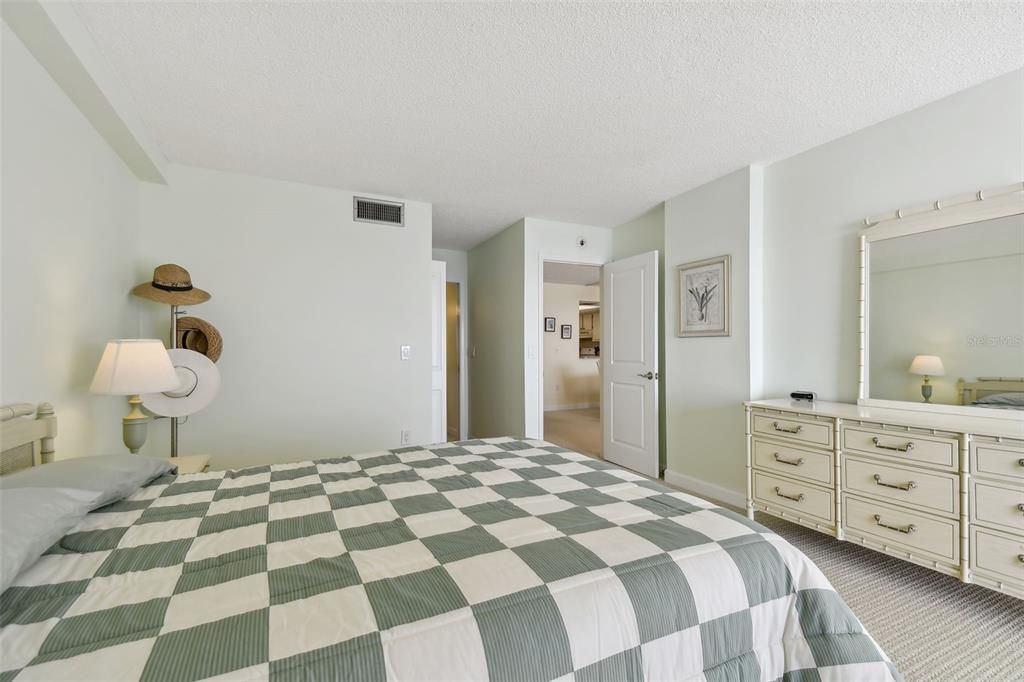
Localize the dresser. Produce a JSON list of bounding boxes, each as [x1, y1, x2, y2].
[[745, 399, 1024, 599]]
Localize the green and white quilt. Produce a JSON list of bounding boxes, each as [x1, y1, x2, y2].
[[1, 438, 899, 681]]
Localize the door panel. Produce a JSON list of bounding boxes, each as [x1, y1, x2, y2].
[[602, 250, 659, 478], [430, 261, 447, 444]]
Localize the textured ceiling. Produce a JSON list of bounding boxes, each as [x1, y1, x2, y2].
[[72, 2, 1024, 250]]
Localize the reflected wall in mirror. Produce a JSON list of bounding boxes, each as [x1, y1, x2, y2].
[[868, 213, 1024, 410]]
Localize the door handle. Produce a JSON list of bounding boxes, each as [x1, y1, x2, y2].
[[636, 371, 658, 380]]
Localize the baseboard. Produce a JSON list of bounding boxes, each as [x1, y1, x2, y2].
[[544, 402, 599, 412], [662, 470, 746, 510]]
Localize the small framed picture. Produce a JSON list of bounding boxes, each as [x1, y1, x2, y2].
[[561, 324, 573, 339], [678, 254, 730, 337], [544, 317, 556, 332]]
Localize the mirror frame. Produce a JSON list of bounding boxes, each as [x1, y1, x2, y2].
[[858, 182, 1024, 420]]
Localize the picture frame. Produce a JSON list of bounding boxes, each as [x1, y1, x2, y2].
[[544, 317, 556, 332], [561, 324, 573, 339], [678, 254, 730, 337]]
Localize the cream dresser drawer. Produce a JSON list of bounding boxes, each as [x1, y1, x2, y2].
[[971, 526, 1024, 590], [842, 426, 956, 470], [843, 455, 958, 516], [752, 438, 832, 485], [970, 479, 1024, 534], [971, 440, 1024, 483], [752, 414, 832, 449], [843, 494, 958, 564], [752, 470, 833, 524]]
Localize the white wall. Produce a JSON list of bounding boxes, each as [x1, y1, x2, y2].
[[1, 23, 143, 459], [137, 165, 433, 468], [433, 248, 469, 439], [524, 219, 613, 438], [663, 167, 762, 495], [763, 69, 1024, 402], [543, 284, 600, 410]]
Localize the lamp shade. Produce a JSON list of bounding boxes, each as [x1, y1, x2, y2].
[[908, 355, 945, 377], [89, 340, 181, 395]]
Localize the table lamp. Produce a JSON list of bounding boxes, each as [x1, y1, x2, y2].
[[90, 339, 181, 453], [909, 355, 945, 403]]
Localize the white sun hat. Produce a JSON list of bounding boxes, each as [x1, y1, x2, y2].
[[141, 348, 221, 418]]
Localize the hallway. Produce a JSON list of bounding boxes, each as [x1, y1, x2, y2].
[[543, 407, 601, 459]]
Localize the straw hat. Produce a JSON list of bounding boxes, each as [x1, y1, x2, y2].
[[176, 317, 223, 363], [141, 349, 220, 418], [132, 264, 210, 305]]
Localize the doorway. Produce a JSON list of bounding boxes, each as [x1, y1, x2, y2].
[[445, 282, 460, 441], [542, 262, 603, 458], [538, 251, 661, 479]]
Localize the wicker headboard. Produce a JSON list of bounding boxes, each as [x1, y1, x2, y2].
[[0, 403, 57, 475], [957, 377, 1024, 406]]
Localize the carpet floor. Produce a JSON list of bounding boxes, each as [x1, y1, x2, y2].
[[756, 513, 1024, 682], [544, 407, 601, 459]]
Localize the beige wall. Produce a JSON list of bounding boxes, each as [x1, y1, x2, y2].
[[1, 24, 143, 459], [543, 284, 600, 411], [137, 164, 433, 468]]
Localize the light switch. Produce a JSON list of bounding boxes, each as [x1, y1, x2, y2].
[[400, 345, 411, 360]]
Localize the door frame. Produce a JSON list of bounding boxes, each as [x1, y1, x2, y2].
[[536, 253, 606, 441], [446, 280, 469, 441]]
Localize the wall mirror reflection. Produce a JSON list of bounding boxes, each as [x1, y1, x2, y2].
[[867, 213, 1024, 411]]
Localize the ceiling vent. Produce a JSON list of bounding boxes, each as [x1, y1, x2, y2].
[[354, 197, 404, 226]]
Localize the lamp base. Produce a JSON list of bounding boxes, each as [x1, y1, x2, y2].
[[920, 379, 933, 404], [123, 395, 150, 454]]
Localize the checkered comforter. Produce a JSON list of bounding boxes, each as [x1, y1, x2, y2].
[[1, 438, 898, 682]]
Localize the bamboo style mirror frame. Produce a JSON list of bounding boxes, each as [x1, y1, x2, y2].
[[858, 182, 1024, 421]]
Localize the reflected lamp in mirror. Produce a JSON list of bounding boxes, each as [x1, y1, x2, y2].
[[908, 354, 945, 403], [90, 339, 180, 453]]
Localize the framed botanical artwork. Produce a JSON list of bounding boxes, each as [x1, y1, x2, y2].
[[544, 317, 556, 332], [561, 324, 573, 339], [678, 255, 730, 337]]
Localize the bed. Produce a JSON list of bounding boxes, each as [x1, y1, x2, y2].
[[957, 376, 1024, 411], [0, 404, 899, 681]]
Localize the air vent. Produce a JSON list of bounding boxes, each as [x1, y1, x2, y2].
[[354, 197, 404, 226]]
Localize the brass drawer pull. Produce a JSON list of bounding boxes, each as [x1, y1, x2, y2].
[[774, 486, 804, 502], [873, 474, 916, 491], [1018, 554, 1024, 564], [773, 453, 805, 467], [872, 436, 915, 452], [1018, 458, 1024, 467], [772, 422, 803, 435], [874, 514, 916, 534], [1018, 503, 1024, 514]]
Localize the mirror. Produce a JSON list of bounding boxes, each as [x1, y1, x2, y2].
[[866, 212, 1023, 412]]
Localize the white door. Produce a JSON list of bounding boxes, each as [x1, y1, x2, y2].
[[430, 261, 447, 443], [602, 250, 659, 478]]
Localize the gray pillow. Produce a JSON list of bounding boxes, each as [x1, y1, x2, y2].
[[0, 455, 176, 510], [0, 487, 101, 593], [972, 392, 1024, 407]]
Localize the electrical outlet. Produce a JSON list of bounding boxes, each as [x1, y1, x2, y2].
[[400, 429, 411, 445], [400, 345, 411, 360]]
